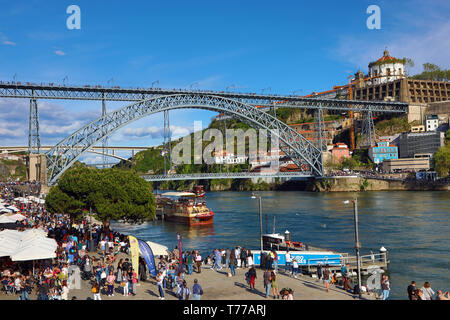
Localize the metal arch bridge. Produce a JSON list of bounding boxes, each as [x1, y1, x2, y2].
[[141, 172, 314, 182], [45, 94, 324, 186]]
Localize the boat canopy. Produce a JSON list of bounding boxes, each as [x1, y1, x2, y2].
[[161, 192, 197, 197]]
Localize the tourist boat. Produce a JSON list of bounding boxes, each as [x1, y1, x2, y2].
[[155, 191, 214, 226]]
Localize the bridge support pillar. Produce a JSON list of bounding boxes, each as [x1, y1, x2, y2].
[[28, 94, 41, 154], [360, 110, 376, 148], [26, 153, 47, 185], [102, 95, 108, 168], [313, 107, 326, 151]]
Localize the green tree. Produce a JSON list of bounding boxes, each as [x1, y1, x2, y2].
[[341, 157, 359, 170], [433, 146, 450, 177], [46, 167, 155, 228], [411, 63, 449, 81]]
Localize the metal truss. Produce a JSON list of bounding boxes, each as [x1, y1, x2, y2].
[[28, 94, 41, 154], [163, 110, 172, 173], [102, 95, 108, 168], [0, 82, 408, 112], [313, 107, 327, 152], [360, 111, 377, 147], [45, 94, 323, 185], [142, 171, 314, 182]]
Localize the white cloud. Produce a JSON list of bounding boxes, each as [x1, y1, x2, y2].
[[0, 32, 16, 46], [54, 50, 66, 56], [121, 125, 191, 140], [332, 20, 450, 74]]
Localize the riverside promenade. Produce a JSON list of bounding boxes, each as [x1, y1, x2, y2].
[[1, 249, 375, 300]]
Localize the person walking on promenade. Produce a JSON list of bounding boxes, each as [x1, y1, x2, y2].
[[122, 271, 129, 296], [61, 281, 69, 300], [407, 281, 416, 300], [241, 247, 248, 268], [341, 264, 348, 290], [156, 271, 165, 300], [116, 259, 123, 283], [235, 247, 241, 269], [248, 266, 257, 290], [323, 265, 331, 293], [381, 275, 390, 300], [292, 258, 299, 278], [273, 250, 279, 272], [211, 249, 222, 271], [285, 250, 292, 274], [195, 251, 202, 274], [92, 281, 101, 300], [263, 268, 272, 298], [131, 269, 138, 296], [179, 280, 191, 300], [317, 263, 323, 281], [225, 248, 230, 269], [106, 270, 115, 297], [192, 279, 203, 300], [186, 252, 194, 275], [421, 282, 435, 300], [271, 271, 280, 299], [247, 250, 254, 268], [139, 258, 147, 282], [229, 250, 237, 276]]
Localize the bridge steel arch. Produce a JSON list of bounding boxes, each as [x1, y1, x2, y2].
[[46, 94, 323, 186]]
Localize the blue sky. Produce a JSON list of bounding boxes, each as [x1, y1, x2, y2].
[[0, 0, 449, 164]]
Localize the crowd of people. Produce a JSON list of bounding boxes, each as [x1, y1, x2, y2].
[[1, 180, 449, 301], [407, 281, 449, 300]]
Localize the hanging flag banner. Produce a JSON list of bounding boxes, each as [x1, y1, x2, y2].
[[128, 235, 140, 280], [138, 239, 157, 277]]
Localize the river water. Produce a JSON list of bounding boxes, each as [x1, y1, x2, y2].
[[111, 190, 450, 300]]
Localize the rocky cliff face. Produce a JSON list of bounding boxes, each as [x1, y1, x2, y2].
[[0, 162, 10, 178]]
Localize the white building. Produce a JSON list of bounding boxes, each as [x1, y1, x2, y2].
[[425, 115, 439, 132], [368, 49, 405, 85], [214, 152, 247, 165]]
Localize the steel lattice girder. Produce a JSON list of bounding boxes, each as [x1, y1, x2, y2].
[[45, 94, 323, 185], [0, 82, 408, 112]]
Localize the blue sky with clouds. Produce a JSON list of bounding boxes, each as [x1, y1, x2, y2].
[[0, 0, 449, 164]]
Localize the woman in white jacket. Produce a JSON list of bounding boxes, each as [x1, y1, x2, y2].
[[421, 282, 435, 300]]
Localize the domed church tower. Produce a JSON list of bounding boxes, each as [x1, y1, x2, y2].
[[368, 49, 406, 85]]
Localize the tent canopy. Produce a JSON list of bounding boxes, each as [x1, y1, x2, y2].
[[11, 246, 56, 261], [146, 241, 169, 256], [0, 215, 15, 223]]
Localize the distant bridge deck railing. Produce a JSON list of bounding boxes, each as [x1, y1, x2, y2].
[[141, 171, 316, 181]]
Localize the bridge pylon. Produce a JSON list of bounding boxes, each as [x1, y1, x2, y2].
[[28, 92, 41, 154]]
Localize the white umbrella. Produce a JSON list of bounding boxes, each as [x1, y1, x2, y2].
[[11, 244, 56, 261], [146, 241, 169, 256], [0, 208, 12, 213], [0, 229, 23, 241], [6, 206, 19, 212], [20, 228, 48, 240], [0, 215, 15, 223], [0, 237, 19, 257], [6, 213, 27, 222], [20, 238, 57, 251]]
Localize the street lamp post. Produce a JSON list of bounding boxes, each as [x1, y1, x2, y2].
[[352, 199, 362, 299], [251, 193, 264, 252], [344, 198, 362, 299]]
